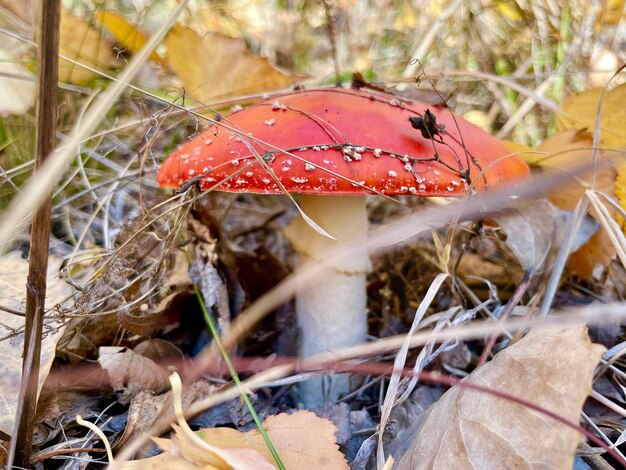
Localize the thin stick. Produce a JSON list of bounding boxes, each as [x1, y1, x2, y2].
[[323, 0, 341, 85], [7, 2, 61, 468]]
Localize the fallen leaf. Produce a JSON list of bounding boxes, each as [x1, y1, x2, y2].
[[0, 252, 70, 437], [0, 0, 34, 24], [537, 129, 618, 278], [394, 326, 605, 470], [165, 27, 304, 102], [95, 11, 160, 62], [494, 199, 598, 273], [556, 83, 626, 149], [59, 9, 116, 83], [0, 47, 36, 116], [115, 379, 216, 453], [123, 410, 348, 469], [98, 346, 170, 404]]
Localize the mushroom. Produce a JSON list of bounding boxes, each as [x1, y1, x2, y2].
[[157, 87, 530, 406]]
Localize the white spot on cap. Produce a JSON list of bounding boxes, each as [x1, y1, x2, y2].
[[299, 147, 307, 151], [409, 187, 417, 194], [188, 169, 196, 176], [281, 166, 290, 172], [231, 105, 243, 112], [418, 183, 426, 191], [264, 118, 276, 126], [451, 180, 460, 187], [305, 163, 315, 171], [313, 146, 321, 151], [388, 170, 397, 177], [291, 176, 308, 183], [202, 167, 209, 173], [245, 171, 254, 177], [433, 169, 441, 175], [400, 186, 408, 192], [373, 149, 382, 157], [235, 178, 246, 185], [232, 160, 240, 166], [271, 100, 287, 110], [354, 146, 365, 152], [404, 163, 413, 172]]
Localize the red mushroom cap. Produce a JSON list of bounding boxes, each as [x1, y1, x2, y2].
[[157, 87, 530, 195]]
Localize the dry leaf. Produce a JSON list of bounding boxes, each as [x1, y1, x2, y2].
[[98, 346, 170, 404], [123, 410, 348, 470], [537, 129, 617, 278], [96, 11, 160, 62], [556, 83, 626, 149], [0, 252, 70, 437], [115, 379, 216, 453], [165, 27, 304, 102], [59, 9, 116, 83], [494, 199, 598, 273], [395, 326, 605, 470], [121, 423, 275, 470], [0, 47, 36, 116]]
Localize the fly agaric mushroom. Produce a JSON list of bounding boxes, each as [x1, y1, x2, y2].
[[157, 87, 530, 406]]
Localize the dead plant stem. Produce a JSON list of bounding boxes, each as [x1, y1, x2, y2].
[[8, 1, 61, 468]]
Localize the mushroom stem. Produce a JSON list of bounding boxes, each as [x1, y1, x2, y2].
[[283, 194, 371, 407]]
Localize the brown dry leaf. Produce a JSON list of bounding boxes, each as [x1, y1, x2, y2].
[[537, 129, 617, 278], [98, 346, 169, 404], [0, 252, 70, 437], [123, 410, 348, 470], [395, 326, 605, 470], [494, 198, 599, 275], [95, 11, 160, 62], [59, 9, 116, 83], [165, 27, 304, 102], [115, 379, 216, 452]]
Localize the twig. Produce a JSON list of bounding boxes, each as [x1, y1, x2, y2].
[[323, 0, 341, 85], [7, 2, 61, 468]]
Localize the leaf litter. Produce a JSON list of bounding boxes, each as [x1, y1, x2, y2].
[[2, 3, 626, 469]]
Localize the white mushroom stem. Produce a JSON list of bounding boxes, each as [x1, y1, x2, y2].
[[283, 194, 371, 407]]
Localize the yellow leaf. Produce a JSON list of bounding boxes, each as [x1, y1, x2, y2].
[[597, 0, 626, 25], [59, 9, 115, 83], [122, 411, 348, 470], [95, 11, 160, 62], [556, 83, 626, 149], [165, 27, 305, 102]]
